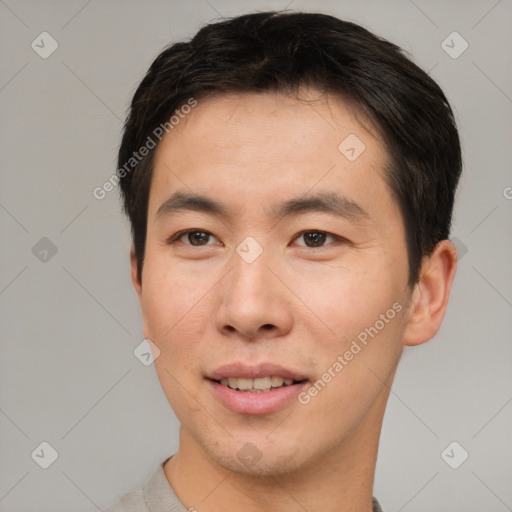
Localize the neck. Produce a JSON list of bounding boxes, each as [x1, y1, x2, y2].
[[164, 393, 388, 512]]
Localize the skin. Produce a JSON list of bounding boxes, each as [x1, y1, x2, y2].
[[131, 90, 457, 512]]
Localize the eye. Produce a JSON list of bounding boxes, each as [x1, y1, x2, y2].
[[293, 230, 339, 248], [173, 230, 220, 246]]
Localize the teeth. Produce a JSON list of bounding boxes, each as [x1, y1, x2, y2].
[[218, 376, 297, 391], [270, 376, 283, 387], [253, 377, 272, 389], [236, 378, 253, 391]]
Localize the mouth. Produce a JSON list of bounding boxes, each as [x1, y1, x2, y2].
[[210, 376, 308, 393], [206, 363, 310, 415]]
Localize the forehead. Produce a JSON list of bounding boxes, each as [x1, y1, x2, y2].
[[149, 90, 393, 223]]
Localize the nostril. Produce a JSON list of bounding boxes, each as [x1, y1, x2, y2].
[[262, 324, 274, 330]]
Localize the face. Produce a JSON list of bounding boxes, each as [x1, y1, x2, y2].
[[133, 90, 414, 476]]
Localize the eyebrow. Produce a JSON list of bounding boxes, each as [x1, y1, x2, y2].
[[155, 190, 369, 222]]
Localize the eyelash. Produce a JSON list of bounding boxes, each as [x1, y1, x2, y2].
[[168, 229, 346, 248]]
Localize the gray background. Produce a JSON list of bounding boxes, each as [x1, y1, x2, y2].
[[1, 0, 511, 510]]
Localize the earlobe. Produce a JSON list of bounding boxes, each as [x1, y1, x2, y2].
[[130, 248, 143, 297], [403, 240, 458, 347]]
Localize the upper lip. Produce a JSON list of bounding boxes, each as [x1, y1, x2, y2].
[[207, 362, 308, 381]]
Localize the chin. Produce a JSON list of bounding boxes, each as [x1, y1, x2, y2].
[[217, 450, 307, 478], [198, 432, 315, 478]]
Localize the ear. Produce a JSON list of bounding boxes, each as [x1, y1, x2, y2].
[[130, 248, 143, 298], [403, 239, 458, 346]]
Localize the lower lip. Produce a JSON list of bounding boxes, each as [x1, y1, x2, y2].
[[208, 379, 308, 415]]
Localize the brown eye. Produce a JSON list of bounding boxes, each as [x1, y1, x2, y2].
[[295, 231, 335, 248], [304, 232, 327, 247], [178, 230, 218, 246]]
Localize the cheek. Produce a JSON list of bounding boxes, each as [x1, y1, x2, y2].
[[140, 251, 213, 340], [290, 259, 402, 346], [139, 252, 223, 390], [141, 257, 211, 413], [291, 259, 408, 413], [296, 284, 405, 433]]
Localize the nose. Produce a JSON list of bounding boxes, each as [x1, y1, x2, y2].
[[215, 245, 293, 341]]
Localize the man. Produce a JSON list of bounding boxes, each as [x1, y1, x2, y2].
[[107, 10, 461, 512]]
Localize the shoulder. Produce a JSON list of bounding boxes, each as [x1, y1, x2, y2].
[[104, 456, 186, 512], [104, 487, 148, 512]]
